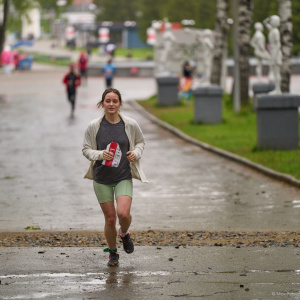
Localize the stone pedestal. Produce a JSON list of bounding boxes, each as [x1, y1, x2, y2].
[[193, 85, 223, 124], [256, 94, 300, 150], [156, 76, 179, 106], [252, 82, 275, 96], [252, 82, 275, 111]]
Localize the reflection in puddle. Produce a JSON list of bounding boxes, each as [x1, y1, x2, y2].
[[0, 270, 171, 280], [0, 270, 171, 298], [284, 200, 300, 208], [217, 269, 300, 274], [1, 292, 57, 299]]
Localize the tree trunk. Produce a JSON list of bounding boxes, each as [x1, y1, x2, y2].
[[238, 0, 253, 104], [211, 0, 229, 86], [0, 0, 9, 58], [278, 0, 292, 93]]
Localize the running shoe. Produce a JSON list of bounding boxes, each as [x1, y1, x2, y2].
[[107, 251, 119, 267], [119, 229, 134, 254]]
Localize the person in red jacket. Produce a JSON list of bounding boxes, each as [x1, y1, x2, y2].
[[63, 64, 81, 118], [78, 50, 88, 85]]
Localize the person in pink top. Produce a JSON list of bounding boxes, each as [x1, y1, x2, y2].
[[1, 46, 13, 75], [78, 50, 88, 85], [13, 50, 20, 70]]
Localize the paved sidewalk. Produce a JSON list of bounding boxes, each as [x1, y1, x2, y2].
[[1, 247, 300, 300], [0, 70, 299, 232], [0, 67, 300, 299]]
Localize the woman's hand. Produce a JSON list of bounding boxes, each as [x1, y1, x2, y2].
[[126, 151, 136, 162], [103, 150, 114, 161]]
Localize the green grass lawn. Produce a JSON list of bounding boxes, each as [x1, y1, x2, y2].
[[31, 53, 72, 67], [115, 48, 153, 60], [138, 94, 300, 180]]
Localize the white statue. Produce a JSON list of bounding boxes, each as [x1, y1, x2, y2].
[[201, 29, 214, 85], [151, 20, 163, 75], [263, 15, 282, 94], [250, 22, 270, 82], [193, 31, 204, 86], [194, 29, 214, 86], [159, 22, 177, 75]]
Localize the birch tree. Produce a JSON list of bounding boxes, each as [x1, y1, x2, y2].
[[211, 0, 229, 85], [0, 0, 9, 56], [278, 0, 292, 93], [238, 0, 253, 103]]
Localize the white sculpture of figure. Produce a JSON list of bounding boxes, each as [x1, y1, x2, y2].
[[194, 29, 214, 86], [182, 27, 194, 60], [263, 15, 282, 94], [151, 20, 163, 75], [193, 31, 204, 86], [201, 29, 214, 85], [250, 22, 270, 82], [159, 22, 177, 75]]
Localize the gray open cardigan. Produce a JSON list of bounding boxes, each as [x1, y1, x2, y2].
[[82, 113, 148, 183]]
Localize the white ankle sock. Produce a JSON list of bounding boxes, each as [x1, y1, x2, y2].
[[120, 229, 128, 237]]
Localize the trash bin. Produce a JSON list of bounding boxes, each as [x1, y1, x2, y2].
[[156, 76, 179, 106], [193, 85, 223, 124], [18, 57, 33, 70], [256, 94, 300, 150]]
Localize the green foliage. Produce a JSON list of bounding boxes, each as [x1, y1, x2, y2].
[[25, 225, 41, 230], [93, 0, 215, 43], [291, 1, 300, 55], [138, 94, 300, 180], [137, 0, 216, 42], [7, 15, 22, 34], [10, 0, 38, 11], [37, 0, 73, 11], [32, 53, 71, 66], [196, 1, 216, 29], [40, 19, 51, 34], [165, 0, 198, 23], [94, 0, 139, 22], [136, 0, 164, 42], [2, 0, 300, 56], [252, 0, 277, 24], [2, 0, 73, 34], [93, 0, 300, 56]]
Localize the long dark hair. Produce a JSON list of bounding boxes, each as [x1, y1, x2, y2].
[[97, 88, 123, 109]]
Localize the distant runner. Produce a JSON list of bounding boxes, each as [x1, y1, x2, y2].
[[62, 64, 81, 118]]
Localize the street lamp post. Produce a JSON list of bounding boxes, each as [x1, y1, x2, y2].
[[232, 0, 240, 113], [221, 18, 233, 92]]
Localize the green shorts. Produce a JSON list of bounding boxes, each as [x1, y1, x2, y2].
[[93, 180, 133, 204]]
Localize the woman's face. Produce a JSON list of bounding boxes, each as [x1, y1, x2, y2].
[[102, 92, 121, 115]]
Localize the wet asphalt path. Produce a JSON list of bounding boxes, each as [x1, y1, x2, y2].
[[0, 69, 299, 232], [1, 68, 300, 300], [1, 246, 300, 300]]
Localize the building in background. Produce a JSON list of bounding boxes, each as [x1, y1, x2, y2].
[[61, 0, 149, 49]]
